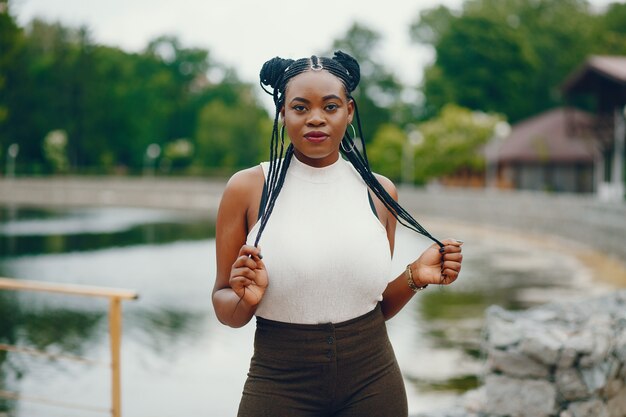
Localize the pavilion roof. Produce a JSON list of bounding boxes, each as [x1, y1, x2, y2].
[[486, 107, 598, 163]]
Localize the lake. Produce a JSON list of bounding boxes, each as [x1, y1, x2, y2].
[[0, 205, 610, 417]]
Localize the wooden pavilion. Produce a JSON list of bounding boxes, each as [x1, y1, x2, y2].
[[561, 55, 626, 200], [484, 107, 597, 193]]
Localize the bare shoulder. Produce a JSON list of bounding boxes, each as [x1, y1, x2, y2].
[[373, 172, 398, 201], [222, 165, 265, 201]]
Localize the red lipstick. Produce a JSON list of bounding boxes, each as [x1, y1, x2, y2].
[[304, 131, 329, 143]]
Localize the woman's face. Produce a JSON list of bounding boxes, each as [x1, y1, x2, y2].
[[281, 70, 354, 167]]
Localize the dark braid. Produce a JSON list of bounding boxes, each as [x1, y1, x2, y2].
[[254, 144, 294, 247], [340, 101, 442, 247], [257, 51, 443, 248]]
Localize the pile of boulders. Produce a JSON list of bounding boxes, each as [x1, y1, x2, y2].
[[415, 290, 626, 417]]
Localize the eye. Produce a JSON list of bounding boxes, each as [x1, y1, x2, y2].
[[292, 104, 307, 112], [325, 103, 339, 111]]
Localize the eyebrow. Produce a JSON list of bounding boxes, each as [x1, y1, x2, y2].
[[290, 94, 344, 104]]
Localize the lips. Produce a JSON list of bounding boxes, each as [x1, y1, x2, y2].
[[304, 131, 329, 143]]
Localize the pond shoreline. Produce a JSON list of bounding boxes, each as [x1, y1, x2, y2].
[[2, 176, 625, 287], [2, 177, 625, 417]]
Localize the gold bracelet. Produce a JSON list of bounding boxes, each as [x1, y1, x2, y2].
[[406, 264, 428, 292]]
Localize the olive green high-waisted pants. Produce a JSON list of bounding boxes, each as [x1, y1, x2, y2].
[[237, 304, 408, 417]]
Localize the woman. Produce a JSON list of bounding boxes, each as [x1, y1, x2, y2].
[[213, 51, 463, 417]]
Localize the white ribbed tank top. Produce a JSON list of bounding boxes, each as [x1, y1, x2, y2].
[[246, 155, 392, 324]]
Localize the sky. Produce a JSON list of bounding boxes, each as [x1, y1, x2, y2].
[[11, 0, 618, 89], [11, 0, 465, 86]]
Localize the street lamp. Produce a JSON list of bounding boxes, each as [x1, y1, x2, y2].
[[402, 129, 423, 185], [143, 143, 161, 177], [485, 121, 511, 189], [6, 143, 19, 179]]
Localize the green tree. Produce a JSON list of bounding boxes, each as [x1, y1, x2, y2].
[[194, 94, 271, 173], [0, 0, 22, 152], [2, 19, 87, 172], [410, 0, 597, 122], [329, 22, 404, 142], [413, 104, 502, 183], [42, 129, 69, 173], [592, 2, 626, 55], [368, 106, 502, 185], [368, 124, 406, 182]]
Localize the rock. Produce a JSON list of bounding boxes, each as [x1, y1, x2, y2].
[[518, 329, 563, 365], [481, 374, 556, 417], [603, 378, 624, 398], [565, 399, 609, 417], [417, 290, 626, 417], [607, 385, 626, 417], [487, 348, 550, 378], [486, 306, 524, 348], [555, 368, 588, 401], [558, 347, 579, 368], [581, 362, 610, 393]]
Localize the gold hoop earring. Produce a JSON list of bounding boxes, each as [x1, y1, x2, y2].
[[346, 123, 357, 139], [340, 137, 355, 153]]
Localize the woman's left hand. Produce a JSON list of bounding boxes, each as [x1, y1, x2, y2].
[[409, 238, 463, 287]]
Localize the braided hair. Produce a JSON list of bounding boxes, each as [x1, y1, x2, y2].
[[255, 51, 443, 249]]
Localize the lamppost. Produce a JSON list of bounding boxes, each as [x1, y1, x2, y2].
[[6, 143, 19, 179], [485, 121, 511, 189], [610, 105, 626, 200], [402, 129, 423, 185], [143, 143, 161, 177]]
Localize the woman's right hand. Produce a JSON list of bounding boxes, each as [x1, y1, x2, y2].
[[229, 245, 268, 307]]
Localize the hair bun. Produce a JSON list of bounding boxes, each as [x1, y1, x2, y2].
[[332, 51, 360, 91], [260, 57, 294, 91]]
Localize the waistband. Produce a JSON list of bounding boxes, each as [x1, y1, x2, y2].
[[255, 303, 382, 330], [253, 304, 388, 363]]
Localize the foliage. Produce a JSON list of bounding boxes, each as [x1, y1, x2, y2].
[[592, 2, 626, 55], [368, 105, 502, 184], [0, 0, 21, 131], [2, 1, 626, 178], [162, 138, 194, 171], [42, 129, 69, 173], [410, 0, 622, 122], [195, 96, 271, 173], [329, 22, 405, 142], [0, 14, 269, 175], [413, 105, 502, 183], [368, 124, 406, 182]]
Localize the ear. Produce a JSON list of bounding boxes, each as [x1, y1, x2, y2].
[[347, 99, 354, 124], [280, 106, 285, 121]]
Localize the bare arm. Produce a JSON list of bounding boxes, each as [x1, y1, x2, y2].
[[212, 167, 268, 328], [375, 176, 463, 320]]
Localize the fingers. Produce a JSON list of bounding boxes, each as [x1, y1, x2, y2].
[[439, 238, 463, 285], [229, 275, 257, 288], [438, 239, 463, 253], [238, 244, 263, 260], [230, 245, 267, 304], [232, 262, 259, 279], [441, 260, 462, 278], [234, 245, 263, 268]]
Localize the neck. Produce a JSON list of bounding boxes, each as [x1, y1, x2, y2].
[[292, 150, 340, 168]]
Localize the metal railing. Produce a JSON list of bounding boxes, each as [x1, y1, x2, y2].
[[0, 277, 138, 417]]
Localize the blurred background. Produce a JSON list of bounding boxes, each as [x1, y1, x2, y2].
[[1, 0, 626, 416]]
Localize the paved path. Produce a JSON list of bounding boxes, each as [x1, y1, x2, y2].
[[2, 177, 625, 264], [0, 176, 227, 215], [397, 185, 626, 264]]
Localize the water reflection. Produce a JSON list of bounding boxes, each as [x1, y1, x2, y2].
[[0, 205, 609, 417], [0, 292, 105, 415], [0, 206, 215, 257]]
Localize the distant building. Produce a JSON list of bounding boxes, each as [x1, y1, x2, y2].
[[562, 55, 626, 201], [485, 107, 598, 193]]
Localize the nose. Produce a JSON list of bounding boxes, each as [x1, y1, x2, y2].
[[306, 108, 326, 126]]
